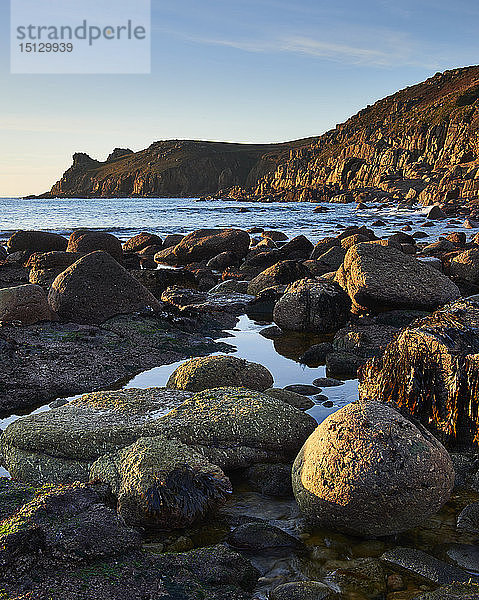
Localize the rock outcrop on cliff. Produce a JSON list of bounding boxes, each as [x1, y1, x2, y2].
[[38, 139, 314, 199], [230, 65, 479, 210]]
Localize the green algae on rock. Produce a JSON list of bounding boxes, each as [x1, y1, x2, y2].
[[166, 355, 274, 392], [90, 436, 232, 528], [292, 400, 454, 537]]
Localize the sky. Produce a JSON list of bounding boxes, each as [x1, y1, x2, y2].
[[1, 0, 479, 197]]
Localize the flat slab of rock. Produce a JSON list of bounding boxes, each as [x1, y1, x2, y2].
[[380, 548, 477, 585]]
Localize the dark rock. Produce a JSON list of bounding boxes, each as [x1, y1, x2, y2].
[[380, 548, 475, 585], [284, 384, 322, 395], [123, 232, 162, 253], [279, 235, 314, 260], [48, 251, 162, 324], [7, 230, 67, 253], [206, 251, 241, 270], [245, 463, 294, 497], [299, 342, 334, 366], [0, 284, 52, 325], [326, 351, 365, 378], [131, 268, 197, 298], [263, 388, 314, 410], [273, 279, 351, 333], [67, 230, 123, 261], [227, 522, 303, 551], [312, 377, 344, 387]]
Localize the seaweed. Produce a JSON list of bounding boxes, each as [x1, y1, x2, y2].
[[143, 465, 231, 528]]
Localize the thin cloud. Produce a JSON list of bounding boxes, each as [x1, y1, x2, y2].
[[178, 29, 440, 68]]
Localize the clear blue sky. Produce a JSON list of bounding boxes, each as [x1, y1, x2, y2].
[[1, 0, 478, 197]]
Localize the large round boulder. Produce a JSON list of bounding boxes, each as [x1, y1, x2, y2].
[[48, 250, 162, 324], [335, 242, 460, 312], [273, 278, 351, 333], [166, 355, 274, 392], [90, 436, 232, 528], [292, 400, 454, 536], [7, 230, 67, 253], [0, 284, 52, 325], [67, 230, 123, 261]]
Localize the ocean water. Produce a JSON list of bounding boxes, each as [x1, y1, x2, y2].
[[0, 196, 472, 244]]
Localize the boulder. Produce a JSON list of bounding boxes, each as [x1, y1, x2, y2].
[[90, 436, 232, 528], [247, 261, 308, 296], [450, 248, 479, 284], [157, 387, 317, 471], [0, 483, 141, 571], [27, 251, 82, 287], [314, 246, 347, 272], [167, 355, 273, 392], [263, 388, 314, 410], [273, 278, 351, 333], [278, 235, 314, 260], [359, 297, 479, 448], [163, 233, 185, 248], [0, 284, 52, 325], [48, 251, 162, 324], [6, 230, 67, 253], [335, 243, 460, 312], [292, 400, 454, 536], [123, 232, 162, 252], [1, 387, 193, 484], [163, 229, 250, 265], [67, 230, 123, 261], [270, 582, 334, 600], [310, 237, 339, 260], [3, 387, 316, 483], [206, 251, 240, 270], [426, 205, 447, 220], [261, 230, 288, 242]]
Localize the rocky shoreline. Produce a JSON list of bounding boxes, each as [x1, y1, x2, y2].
[[1, 218, 479, 600]]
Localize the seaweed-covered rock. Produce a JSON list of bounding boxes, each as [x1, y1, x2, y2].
[[1, 387, 193, 484], [359, 297, 479, 448], [292, 400, 454, 536], [335, 243, 460, 312], [0, 284, 52, 324], [0, 483, 141, 571], [7, 230, 67, 253], [2, 387, 315, 483], [414, 584, 479, 599], [247, 261, 308, 296], [166, 355, 274, 392], [158, 387, 317, 471], [90, 436, 231, 528], [48, 251, 162, 324], [273, 278, 351, 333]]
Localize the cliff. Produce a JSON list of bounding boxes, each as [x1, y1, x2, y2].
[[37, 139, 315, 199], [230, 65, 479, 208]]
